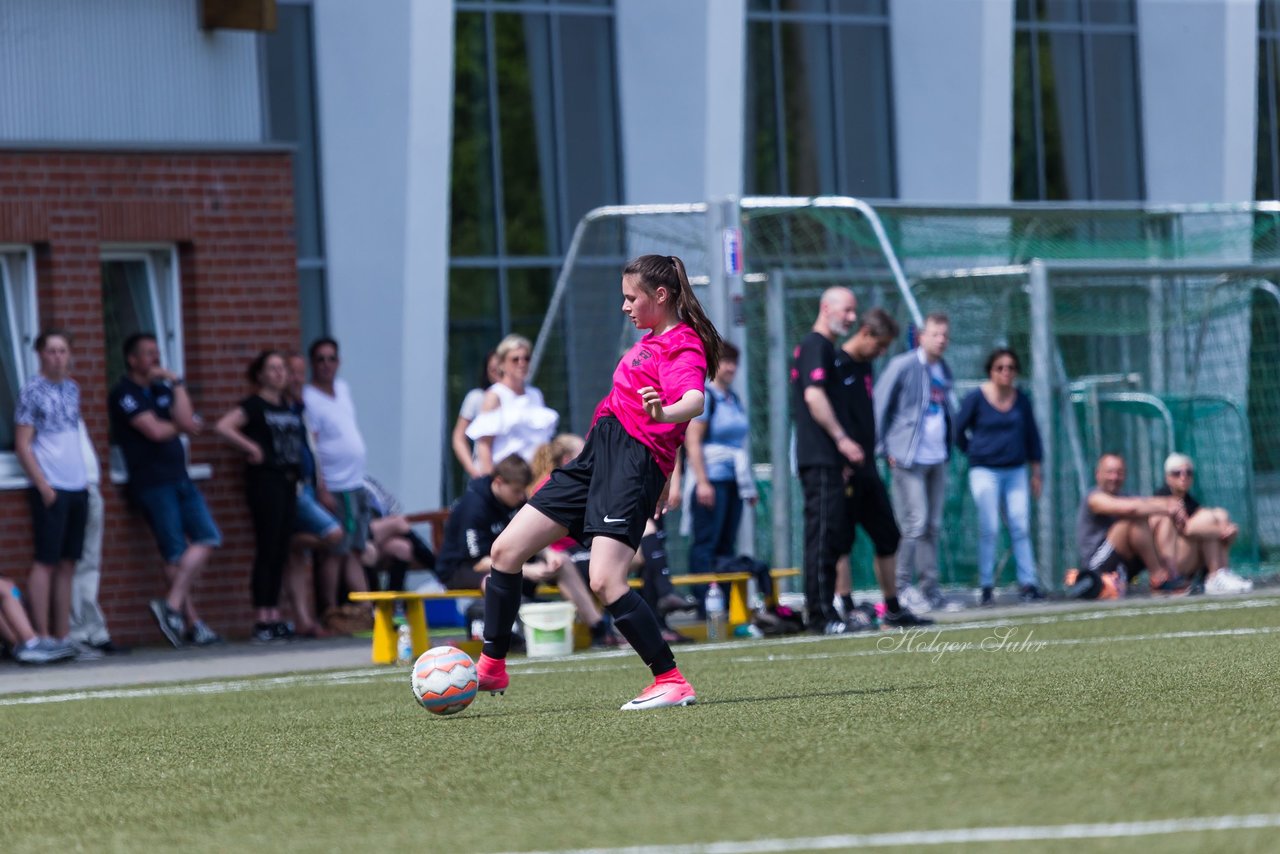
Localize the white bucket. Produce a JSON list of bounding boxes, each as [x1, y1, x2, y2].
[[519, 602, 576, 658]]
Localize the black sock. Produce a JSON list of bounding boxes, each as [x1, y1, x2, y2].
[[840, 594, 856, 614], [589, 619, 608, 641], [885, 596, 900, 614], [607, 590, 676, 677], [481, 570, 523, 659]]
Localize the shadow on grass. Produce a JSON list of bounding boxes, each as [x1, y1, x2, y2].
[[699, 682, 934, 707]]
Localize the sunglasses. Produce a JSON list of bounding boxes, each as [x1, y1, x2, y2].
[[1168, 469, 1194, 478], [507, 355, 530, 364], [992, 364, 1018, 373], [312, 354, 338, 363]]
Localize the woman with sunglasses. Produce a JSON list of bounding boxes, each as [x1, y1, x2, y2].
[[955, 347, 1044, 605], [466, 334, 558, 475], [1152, 453, 1252, 594]]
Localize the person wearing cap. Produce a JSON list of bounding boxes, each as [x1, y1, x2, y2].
[[1151, 453, 1252, 595]]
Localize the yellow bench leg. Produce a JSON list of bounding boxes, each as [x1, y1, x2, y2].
[[405, 599, 431, 658], [371, 601, 397, 664], [726, 578, 750, 628]]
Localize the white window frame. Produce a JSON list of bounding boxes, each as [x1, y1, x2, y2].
[[0, 245, 40, 488], [100, 246, 209, 483]]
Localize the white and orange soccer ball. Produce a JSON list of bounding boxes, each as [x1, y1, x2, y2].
[[410, 646, 479, 716]]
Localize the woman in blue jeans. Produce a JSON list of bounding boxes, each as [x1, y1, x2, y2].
[[683, 343, 756, 587], [955, 347, 1044, 605]]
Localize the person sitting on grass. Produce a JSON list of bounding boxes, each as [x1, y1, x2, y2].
[[0, 577, 75, 665], [1151, 453, 1252, 595], [1071, 452, 1186, 599]]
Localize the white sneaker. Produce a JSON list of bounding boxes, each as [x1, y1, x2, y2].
[[1205, 568, 1254, 595], [900, 586, 932, 615]]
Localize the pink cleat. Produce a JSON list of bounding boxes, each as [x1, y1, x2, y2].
[[620, 676, 697, 711], [476, 653, 509, 695]]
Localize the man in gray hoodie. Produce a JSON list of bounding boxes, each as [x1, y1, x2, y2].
[[874, 313, 954, 609]]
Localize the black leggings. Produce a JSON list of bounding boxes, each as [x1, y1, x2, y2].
[[245, 469, 298, 609]]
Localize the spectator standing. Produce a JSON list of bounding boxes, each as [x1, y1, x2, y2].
[[14, 331, 91, 650], [955, 347, 1045, 605], [109, 333, 222, 647], [834, 309, 932, 627], [283, 352, 341, 637], [874, 313, 955, 611], [791, 287, 868, 634], [466, 334, 559, 472], [69, 419, 125, 653], [1151, 453, 1253, 595], [1071, 453, 1183, 599], [683, 342, 756, 577], [452, 350, 502, 480], [1, 576, 75, 664], [302, 338, 372, 621], [215, 350, 308, 642]]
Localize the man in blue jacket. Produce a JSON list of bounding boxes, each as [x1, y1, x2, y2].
[[874, 313, 954, 610]]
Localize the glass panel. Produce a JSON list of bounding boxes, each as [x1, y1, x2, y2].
[[835, 22, 894, 197], [495, 12, 555, 255], [1016, 0, 1034, 21], [262, 4, 324, 259], [781, 0, 830, 12], [557, 14, 622, 243], [1257, 36, 1280, 201], [1088, 34, 1143, 200], [298, 267, 328, 353], [1039, 31, 1089, 200], [447, 267, 502, 495], [831, 0, 888, 14], [744, 21, 781, 195], [101, 260, 157, 388], [1085, 0, 1134, 25], [1012, 31, 1041, 200], [748, 0, 775, 11], [451, 12, 499, 256], [1036, 0, 1081, 23], [781, 21, 837, 196], [0, 262, 19, 451]]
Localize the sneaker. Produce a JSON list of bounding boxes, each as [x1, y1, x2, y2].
[[149, 600, 186, 648], [620, 677, 697, 711], [272, 621, 296, 641], [187, 621, 224, 646], [67, 639, 104, 661], [13, 638, 75, 665], [657, 592, 699, 617], [476, 653, 509, 695], [251, 622, 281, 644], [821, 619, 850, 635], [844, 609, 876, 632], [1019, 585, 1046, 604], [900, 586, 932, 615], [88, 639, 131, 655], [1205, 568, 1254, 595], [882, 608, 934, 627], [979, 587, 995, 607], [929, 593, 964, 613]]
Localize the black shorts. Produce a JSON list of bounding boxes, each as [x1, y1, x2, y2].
[[843, 470, 901, 558], [28, 487, 90, 565], [529, 416, 667, 551]]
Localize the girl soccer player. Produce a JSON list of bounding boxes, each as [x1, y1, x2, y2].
[[476, 254, 724, 710]]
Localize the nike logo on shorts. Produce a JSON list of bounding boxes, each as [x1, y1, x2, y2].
[[603, 515, 627, 524]]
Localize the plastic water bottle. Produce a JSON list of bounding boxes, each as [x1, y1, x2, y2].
[[705, 583, 727, 642], [396, 623, 413, 666]]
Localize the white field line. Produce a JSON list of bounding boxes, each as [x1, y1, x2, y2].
[[1, 597, 1276, 707], [500, 813, 1280, 854]]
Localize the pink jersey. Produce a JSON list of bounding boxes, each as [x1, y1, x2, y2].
[[592, 323, 708, 476]]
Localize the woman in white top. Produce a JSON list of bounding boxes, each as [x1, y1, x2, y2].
[[451, 350, 502, 480], [467, 334, 559, 474]]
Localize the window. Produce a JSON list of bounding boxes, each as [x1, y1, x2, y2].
[[1257, 1, 1280, 201], [0, 246, 39, 480], [1013, 0, 1143, 200], [448, 0, 623, 497], [101, 247, 198, 482], [745, 0, 895, 197], [261, 1, 329, 350]]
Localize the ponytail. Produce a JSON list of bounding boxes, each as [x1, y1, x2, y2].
[[623, 254, 725, 380]]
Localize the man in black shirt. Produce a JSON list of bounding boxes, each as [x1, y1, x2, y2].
[[791, 287, 866, 633], [835, 309, 931, 627], [109, 333, 222, 648], [438, 456, 537, 589]]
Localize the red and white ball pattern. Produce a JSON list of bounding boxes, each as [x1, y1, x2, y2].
[[410, 646, 479, 716]]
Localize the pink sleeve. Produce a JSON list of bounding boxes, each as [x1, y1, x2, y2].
[[661, 341, 707, 402]]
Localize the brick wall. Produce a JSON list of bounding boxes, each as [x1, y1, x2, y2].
[[0, 150, 300, 644]]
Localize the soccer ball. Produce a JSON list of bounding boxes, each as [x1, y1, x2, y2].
[[410, 646, 479, 716]]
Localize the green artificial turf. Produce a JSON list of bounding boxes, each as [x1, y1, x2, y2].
[[5, 598, 1280, 853]]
